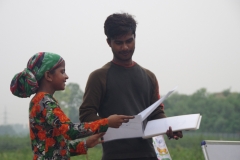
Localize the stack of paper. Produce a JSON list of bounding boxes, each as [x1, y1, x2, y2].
[[143, 113, 202, 138], [103, 87, 202, 142]]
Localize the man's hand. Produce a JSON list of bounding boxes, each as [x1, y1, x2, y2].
[[166, 126, 183, 140], [107, 114, 134, 128]]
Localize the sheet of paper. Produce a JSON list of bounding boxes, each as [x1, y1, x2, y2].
[[152, 135, 172, 160], [103, 115, 143, 142], [143, 114, 201, 139], [197, 116, 202, 129], [138, 86, 177, 121]]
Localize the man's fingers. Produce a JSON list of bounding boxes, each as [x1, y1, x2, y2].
[[166, 127, 183, 140], [167, 126, 175, 140], [169, 127, 173, 136], [173, 131, 183, 138], [177, 131, 183, 138]]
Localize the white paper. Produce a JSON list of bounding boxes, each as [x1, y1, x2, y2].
[[138, 86, 177, 121], [143, 114, 201, 138], [103, 115, 143, 142], [197, 116, 202, 129], [103, 86, 202, 142]]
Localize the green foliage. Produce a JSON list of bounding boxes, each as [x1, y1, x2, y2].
[[53, 84, 240, 133], [0, 124, 29, 136], [1, 87, 239, 159], [71, 145, 103, 160], [166, 131, 240, 160], [0, 135, 30, 152], [0, 134, 239, 160], [55, 85, 240, 133], [0, 135, 103, 160], [164, 88, 240, 133], [54, 83, 84, 122], [0, 125, 16, 136]]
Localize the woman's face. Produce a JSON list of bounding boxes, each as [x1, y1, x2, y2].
[[50, 61, 68, 91]]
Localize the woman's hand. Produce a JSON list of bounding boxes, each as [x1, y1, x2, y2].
[[107, 114, 134, 128], [86, 132, 105, 148]]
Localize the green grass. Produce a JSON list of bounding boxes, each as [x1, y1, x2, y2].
[[0, 133, 239, 160], [165, 135, 205, 160], [0, 135, 103, 160], [71, 145, 103, 160], [0, 148, 33, 160], [163, 132, 240, 160]]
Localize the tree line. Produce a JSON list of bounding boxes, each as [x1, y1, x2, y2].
[[43, 83, 240, 134], [1, 83, 239, 135], [0, 83, 240, 135], [164, 88, 240, 133]]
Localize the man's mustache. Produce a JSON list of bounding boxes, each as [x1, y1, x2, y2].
[[119, 51, 132, 54]]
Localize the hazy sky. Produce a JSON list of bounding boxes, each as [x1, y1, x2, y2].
[[1, 0, 240, 125]]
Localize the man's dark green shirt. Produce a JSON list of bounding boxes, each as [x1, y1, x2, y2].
[[80, 62, 166, 159]]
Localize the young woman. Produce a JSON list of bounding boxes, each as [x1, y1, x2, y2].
[[10, 52, 133, 160]]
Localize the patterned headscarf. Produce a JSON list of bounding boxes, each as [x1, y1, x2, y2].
[[10, 52, 64, 98]]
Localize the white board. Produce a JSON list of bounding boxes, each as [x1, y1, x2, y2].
[[201, 140, 240, 160]]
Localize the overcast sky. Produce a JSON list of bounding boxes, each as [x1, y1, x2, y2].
[[0, 0, 240, 125]]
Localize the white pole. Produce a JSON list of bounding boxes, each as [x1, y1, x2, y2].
[[201, 140, 208, 160]]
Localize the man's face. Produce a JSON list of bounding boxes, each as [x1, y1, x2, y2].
[[107, 32, 135, 63]]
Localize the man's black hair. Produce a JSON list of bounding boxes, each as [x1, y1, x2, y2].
[[104, 13, 137, 40]]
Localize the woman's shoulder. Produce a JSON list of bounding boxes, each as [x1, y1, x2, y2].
[[31, 92, 56, 105]]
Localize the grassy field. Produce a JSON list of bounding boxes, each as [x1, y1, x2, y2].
[[0, 133, 239, 160]]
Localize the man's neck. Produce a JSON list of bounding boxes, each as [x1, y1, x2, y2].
[[112, 59, 135, 67]]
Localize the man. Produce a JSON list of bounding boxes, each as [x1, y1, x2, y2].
[[80, 12, 182, 160]]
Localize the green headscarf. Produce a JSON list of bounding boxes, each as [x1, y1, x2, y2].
[[10, 52, 63, 98]]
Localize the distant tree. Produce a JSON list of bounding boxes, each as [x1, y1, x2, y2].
[[0, 125, 16, 136], [12, 124, 29, 136], [222, 88, 231, 97], [53, 84, 240, 133], [164, 88, 240, 133], [54, 83, 84, 122]]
